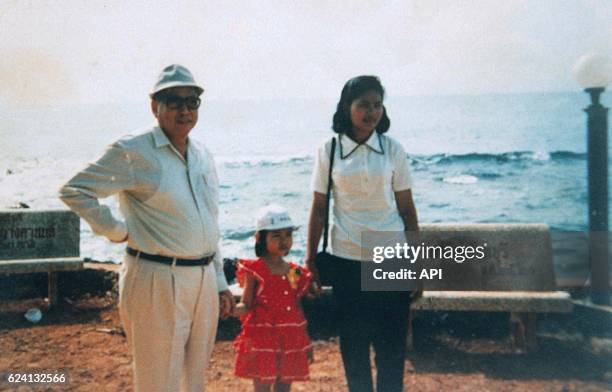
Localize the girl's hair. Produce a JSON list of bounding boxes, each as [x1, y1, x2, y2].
[[254, 230, 269, 257], [332, 75, 390, 134]]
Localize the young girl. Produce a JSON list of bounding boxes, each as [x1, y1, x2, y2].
[[233, 204, 313, 392]]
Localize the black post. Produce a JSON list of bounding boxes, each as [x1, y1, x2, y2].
[[585, 87, 609, 305]]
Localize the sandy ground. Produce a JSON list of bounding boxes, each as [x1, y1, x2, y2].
[[1, 296, 611, 392]]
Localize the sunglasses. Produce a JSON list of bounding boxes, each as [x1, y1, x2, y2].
[[159, 94, 201, 110]]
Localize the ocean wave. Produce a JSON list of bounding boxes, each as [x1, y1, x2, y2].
[[442, 175, 478, 184], [429, 203, 451, 209], [224, 229, 256, 241], [549, 151, 587, 160], [216, 150, 586, 169], [281, 192, 300, 198], [470, 172, 504, 179], [221, 155, 312, 169], [410, 150, 586, 165]]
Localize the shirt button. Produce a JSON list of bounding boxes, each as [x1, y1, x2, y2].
[[284, 291, 288, 295], [286, 306, 291, 311], [282, 276, 286, 280]]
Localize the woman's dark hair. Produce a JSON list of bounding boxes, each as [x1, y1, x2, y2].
[[332, 75, 390, 134], [255, 230, 269, 257]]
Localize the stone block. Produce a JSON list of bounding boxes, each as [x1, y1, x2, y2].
[[0, 209, 80, 260], [418, 223, 556, 291]]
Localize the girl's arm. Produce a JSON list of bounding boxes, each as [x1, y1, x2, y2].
[[305, 191, 327, 290], [233, 273, 256, 317]]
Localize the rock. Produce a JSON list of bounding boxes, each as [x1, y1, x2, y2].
[[8, 202, 30, 209], [24, 308, 42, 323]]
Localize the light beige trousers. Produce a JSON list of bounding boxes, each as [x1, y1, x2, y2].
[[119, 254, 219, 392]]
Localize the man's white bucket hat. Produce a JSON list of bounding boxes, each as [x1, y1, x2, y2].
[[150, 64, 204, 97], [256, 205, 299, 231]]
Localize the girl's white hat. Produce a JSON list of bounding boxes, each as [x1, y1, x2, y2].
[[256, 204, 298, 231]]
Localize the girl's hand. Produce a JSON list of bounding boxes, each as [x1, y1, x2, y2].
[[232, 303, 248, 318]]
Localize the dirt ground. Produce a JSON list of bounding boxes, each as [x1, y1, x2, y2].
[[0, 296, 611, 392]]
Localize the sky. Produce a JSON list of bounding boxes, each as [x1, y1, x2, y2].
[[0, 0, 611, 106]]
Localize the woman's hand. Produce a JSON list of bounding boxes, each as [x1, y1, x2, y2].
[[306, 281, 321, 298], [305, 255, 322, 296], [411, 279, 424, 300]]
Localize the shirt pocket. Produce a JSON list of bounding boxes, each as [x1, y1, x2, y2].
[[194, 163, 219, 215]]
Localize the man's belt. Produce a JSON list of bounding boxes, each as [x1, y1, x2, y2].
[[126, 247, 214, 267]]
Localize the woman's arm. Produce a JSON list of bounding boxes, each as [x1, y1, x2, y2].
[[394, 189, 423, 296], [394, 189, 419, 232], [305, 191, 328, 288]]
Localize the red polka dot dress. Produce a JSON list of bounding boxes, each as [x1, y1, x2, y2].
[[234, 258, 312, 384]]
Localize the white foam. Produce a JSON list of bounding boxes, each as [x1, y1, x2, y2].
[[443, 174, 478, 184]]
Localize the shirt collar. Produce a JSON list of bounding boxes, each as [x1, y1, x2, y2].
[[153, 126, 172, 148], [152, 126, 191, 163], [339, 131, 384, 159]]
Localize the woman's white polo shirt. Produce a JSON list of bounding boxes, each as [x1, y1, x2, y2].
[[311, 132, 413, 261]]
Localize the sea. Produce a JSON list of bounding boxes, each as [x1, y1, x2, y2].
[[1, 91, 610, 282]]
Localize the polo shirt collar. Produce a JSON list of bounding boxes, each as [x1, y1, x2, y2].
[[339, 131, 384, 159]]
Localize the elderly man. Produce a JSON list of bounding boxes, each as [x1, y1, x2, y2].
[[60, 64, 234, 391]]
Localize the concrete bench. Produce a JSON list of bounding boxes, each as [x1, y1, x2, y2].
[[409, 223, 573, 350], [0, 210, 84, 306]]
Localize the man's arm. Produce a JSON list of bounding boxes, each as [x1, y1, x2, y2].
[[212, 250, 229, 292], [214, 252, 236, 317], [203, 149, 236, 318], [59, 141, 134, 242]]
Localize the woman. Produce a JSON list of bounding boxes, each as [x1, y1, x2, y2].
[[305, 75, 419, 392]]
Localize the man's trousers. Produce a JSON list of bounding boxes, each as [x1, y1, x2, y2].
[[119, 254, 219, 392]]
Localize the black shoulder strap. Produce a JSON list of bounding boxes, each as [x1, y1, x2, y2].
[[322, 137, 336, 252]]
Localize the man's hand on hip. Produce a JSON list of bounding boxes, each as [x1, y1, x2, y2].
[[111, 233, 129, 243]]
